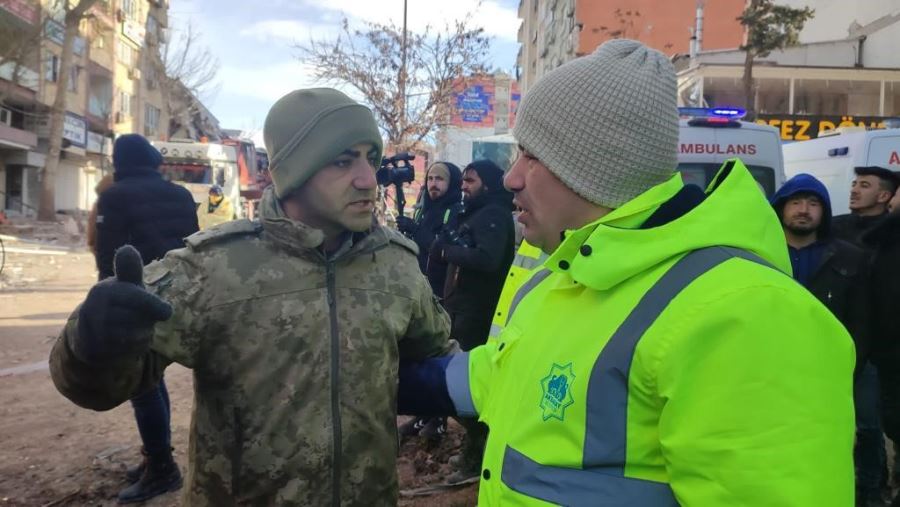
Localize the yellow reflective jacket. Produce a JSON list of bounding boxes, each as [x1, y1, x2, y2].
[[449, 160, 855, 506], [197, 196, 235, 230], [488, 241, 547, 342]]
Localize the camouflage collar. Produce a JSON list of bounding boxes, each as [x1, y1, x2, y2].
[[258, 186, 389, 260]]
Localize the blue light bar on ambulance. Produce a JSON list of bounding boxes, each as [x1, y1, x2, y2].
[[677, 107, 747, 119], [710, 108, 746, 119]]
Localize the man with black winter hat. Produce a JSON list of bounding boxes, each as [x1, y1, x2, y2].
[[94, 133, 198, 503], [428, 159, 515, 483]]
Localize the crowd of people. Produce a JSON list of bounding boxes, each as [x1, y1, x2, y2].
[[47, 37, 900, 507]]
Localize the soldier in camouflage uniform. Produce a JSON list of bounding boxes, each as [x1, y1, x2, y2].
[[49, 88, 451, 506]]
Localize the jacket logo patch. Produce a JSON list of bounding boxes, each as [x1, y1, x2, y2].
[[540, 363, 575, 421]]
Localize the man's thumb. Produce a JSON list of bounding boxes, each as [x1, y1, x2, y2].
[[114, 245, 145, 286]]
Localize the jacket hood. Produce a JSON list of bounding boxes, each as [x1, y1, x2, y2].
[[770, 173, 832, 237], [421, 162, 463, 213], [547, 159, 791, 291], [113, 134, 163, 175]]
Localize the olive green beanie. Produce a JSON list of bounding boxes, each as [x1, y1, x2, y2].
[[264, 88, 384, 198]]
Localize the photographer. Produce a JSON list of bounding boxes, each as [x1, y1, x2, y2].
[[397, 162, 464, 295], [395, 161, 463, 442], [428, 159, 515, 483]]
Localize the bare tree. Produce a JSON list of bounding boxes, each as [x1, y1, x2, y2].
[[738, 0, 814, 120], [297, 17, 491, 151], [37, 0, 99, 221], [155, 21, 220, 139]]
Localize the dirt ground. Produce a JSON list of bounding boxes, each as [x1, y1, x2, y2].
[[0, 233, 476, 506]]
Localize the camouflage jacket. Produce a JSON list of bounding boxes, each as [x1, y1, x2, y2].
[[50, 187, 451, 506]]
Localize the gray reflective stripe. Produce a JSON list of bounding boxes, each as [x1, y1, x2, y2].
[[584, 247, 772, 466], [507, 268, 552, 324], [502, 246, 775, 504], [488, 323, 503, 338], [445, 352, 477, 417], [514, 252, 549, 270], [502, 446, 680, 507]]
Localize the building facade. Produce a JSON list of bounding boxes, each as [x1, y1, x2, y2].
[[676, 1, 900, 141], [516, 0, 746, 93], [0, 0, 212, 217]]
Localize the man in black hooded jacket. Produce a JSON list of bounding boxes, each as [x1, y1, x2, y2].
[[397, 161, 463, 297], [396, 161, 463, 441], [94, 134, 198, 503], [428, 159, 515, 483]]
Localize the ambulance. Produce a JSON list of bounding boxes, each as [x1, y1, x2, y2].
[[676, 108, 785, 197], [782, 127, 900, 215]]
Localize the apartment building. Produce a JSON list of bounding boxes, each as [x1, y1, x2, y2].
[[516, 0, 746, 94], [0, 0, 181, 216]]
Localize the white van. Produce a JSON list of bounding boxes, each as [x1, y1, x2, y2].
[[782, 128, 900, 215], [677, 112, 785, 197]]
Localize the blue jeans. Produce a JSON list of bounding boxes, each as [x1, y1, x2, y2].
[[130, 376, 172, 457], [855, 363, 887, 493]]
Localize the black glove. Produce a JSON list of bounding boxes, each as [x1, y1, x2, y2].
[[72, 245, 173, 366], [396, 215, 416, 236], [439, 225, 473, 249]]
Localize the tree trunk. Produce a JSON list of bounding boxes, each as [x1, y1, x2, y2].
[[37, 1, 98, 221], [742, 48, 756, 122]]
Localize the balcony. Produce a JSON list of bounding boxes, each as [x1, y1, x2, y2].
[[0, 123, 38, 151]]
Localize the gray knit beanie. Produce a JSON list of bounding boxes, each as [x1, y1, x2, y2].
[[264, 88, 383, 198], [513, 39, 679, 208]]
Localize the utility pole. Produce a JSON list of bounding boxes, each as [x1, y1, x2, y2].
[[399, 0, 408, 150]]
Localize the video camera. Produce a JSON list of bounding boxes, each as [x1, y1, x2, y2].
[[377, 153, 416, 187], [377, 153, 416, 216]]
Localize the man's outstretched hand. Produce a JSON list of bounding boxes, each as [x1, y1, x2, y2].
[[73, 245, 172, 365]]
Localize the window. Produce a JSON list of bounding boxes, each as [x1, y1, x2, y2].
[[67, 65, 78, 92], [45, 55, 60, 82], [144, 103, 160, 137], [118, 89, 133, 117], [147, 15, 158, 38], [121, 0, 137, 19], [116, 42, 133, 66]]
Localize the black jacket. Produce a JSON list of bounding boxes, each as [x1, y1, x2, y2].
[[430, 189, 515, 350], [804, 238, 872, 374], [405, 163, 463, 295], [95, 168, 199, 279], [864, 212, 900, 441], [863, 213, 900, 371], [831, 213, 887, 248]]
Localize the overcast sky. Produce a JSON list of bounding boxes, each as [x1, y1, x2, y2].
[[168, 0, 521, 143]]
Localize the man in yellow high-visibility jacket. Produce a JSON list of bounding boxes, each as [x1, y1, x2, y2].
[[197, 185, 235, 230], [399, 39, 854, 506], [487, 240, 546, 343]]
